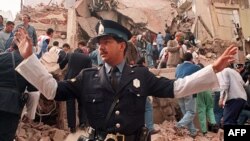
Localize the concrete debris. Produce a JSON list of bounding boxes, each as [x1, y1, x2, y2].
[[151, 121, 223, 141], [16, 117, 223, 141], [77, 17, 99, 37], [75, 0, 91, 18], [16, 121, 69, 141], [116, 0, 178, 34], [16, 4, 68, 45], [89, 0, 119, 12]]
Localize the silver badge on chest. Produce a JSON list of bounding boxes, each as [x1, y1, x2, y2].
[[133, 78, 140, 88]]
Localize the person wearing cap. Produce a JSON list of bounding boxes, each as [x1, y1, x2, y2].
[[15, 20, 237, 141]]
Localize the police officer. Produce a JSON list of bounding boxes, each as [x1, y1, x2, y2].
[[0, 43, 36, 141], [15, 20, 237, 141]]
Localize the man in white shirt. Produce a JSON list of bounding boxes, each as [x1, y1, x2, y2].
[[217, 64, 247, 125]]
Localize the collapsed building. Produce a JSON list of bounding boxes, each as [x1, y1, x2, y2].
[[15, 0, 250, 140], [16, 3, 68, 47], [177, 0, 250, 63]]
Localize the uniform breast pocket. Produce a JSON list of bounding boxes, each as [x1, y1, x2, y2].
[[126, 88, 146, 115], [84, 93, 105, 118]]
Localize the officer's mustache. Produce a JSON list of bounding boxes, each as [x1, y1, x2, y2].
[[99, 49, 108, 55]]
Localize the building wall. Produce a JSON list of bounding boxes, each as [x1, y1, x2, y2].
[[192, 0, 215, 37], [214, 8, 239, 40], [240, 9, 250, 39], [24, 0, 75, 9], [24, 0, 63, 6]]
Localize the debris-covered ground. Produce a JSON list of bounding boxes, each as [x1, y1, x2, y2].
[[16, 120, 223, 141]]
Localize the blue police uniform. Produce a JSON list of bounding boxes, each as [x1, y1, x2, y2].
[[55, 60, 174, 137]]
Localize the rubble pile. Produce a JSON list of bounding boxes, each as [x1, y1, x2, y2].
[[16, 120, 223, 141], [16, 121, 69, 141], [197, 39, 235, 59], [153, 98, 182, 124], [152, 121, 223, 141], [16, 3, 68, 42]]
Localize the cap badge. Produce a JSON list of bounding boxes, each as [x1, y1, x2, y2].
[[98, 22, 104, 35], [70, 78, 76, 82]]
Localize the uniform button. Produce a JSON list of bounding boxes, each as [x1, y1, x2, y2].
[[116, 123, 121, 128], [116, 99, 119, 103], [115, 110, 120, 115], [137, 94, 140, 97]]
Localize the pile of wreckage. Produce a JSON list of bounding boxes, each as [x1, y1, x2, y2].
[[18, 0, 248, 62], [14, 0, 250, 140]]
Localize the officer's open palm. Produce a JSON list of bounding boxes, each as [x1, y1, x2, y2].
[[14, 28, 33, 59], [212, 44, 237, 73]]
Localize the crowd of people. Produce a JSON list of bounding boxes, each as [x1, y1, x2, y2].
[[0, 13, 248, 141]]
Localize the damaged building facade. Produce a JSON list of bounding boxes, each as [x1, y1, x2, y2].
[[19, 0, 250, 62], [17, 3, 68, 47], [177, 0, 250, 63], [14, 1, 250, 140], [70, 0, 178, 49]]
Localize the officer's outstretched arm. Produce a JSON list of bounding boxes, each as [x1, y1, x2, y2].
[[15, 27, 57, 100], [174, 44, 237, 98]]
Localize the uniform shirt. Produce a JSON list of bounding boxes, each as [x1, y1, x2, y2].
[[104, 60, 125, 82]]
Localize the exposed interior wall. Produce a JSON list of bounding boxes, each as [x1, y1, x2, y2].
[[208, 2, 244, 41], [214, 8, 239, 40], [192, 0, 215, 37], [97, 11, 118, 21], [240, 9, 250, 39]]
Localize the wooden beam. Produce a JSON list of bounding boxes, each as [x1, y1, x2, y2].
[[191, 16, 198, 33], [198, 16, 213, 38]]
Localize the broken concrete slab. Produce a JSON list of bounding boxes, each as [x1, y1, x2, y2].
[[115, 0, 178, 34], [75, 0, 91, 18], [77, 17, 99, 37]]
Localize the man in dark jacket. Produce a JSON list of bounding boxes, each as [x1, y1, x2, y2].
[[59, 41, 92, 132], [0, 43, 36, 141]]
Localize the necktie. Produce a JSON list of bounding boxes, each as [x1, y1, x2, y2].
[[110, 67, 119, 92]]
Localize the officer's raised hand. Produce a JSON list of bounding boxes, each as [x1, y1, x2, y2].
[[212, 44, 237, 73], [14, 27, 33, 59]]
